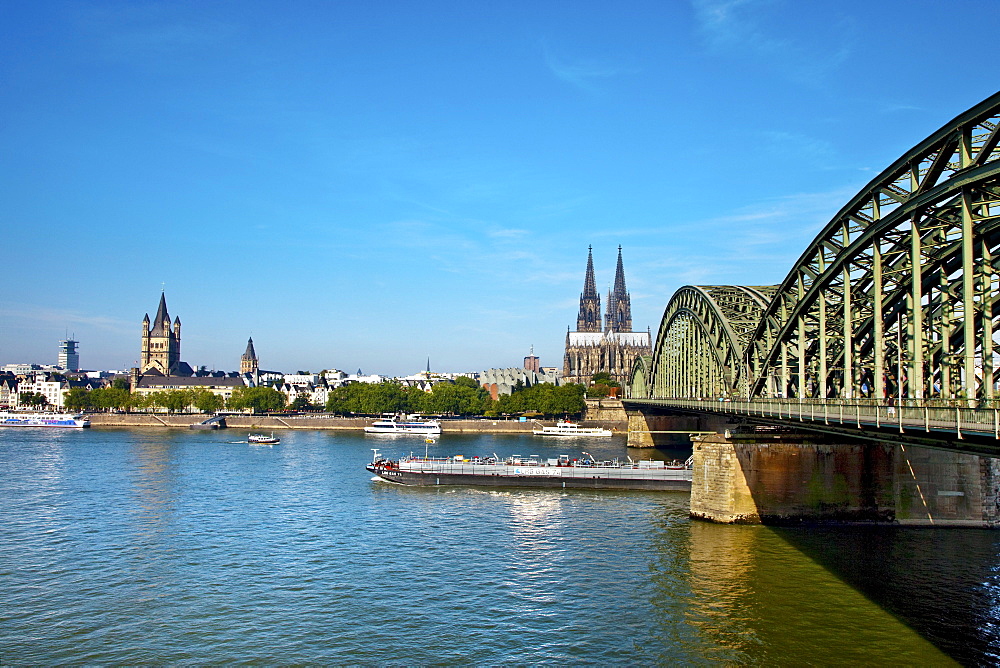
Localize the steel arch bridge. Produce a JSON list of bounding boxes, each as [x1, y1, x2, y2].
[[632, 91, 1000, 411]]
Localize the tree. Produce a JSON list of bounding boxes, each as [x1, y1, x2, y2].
[[126, 393, 146, 411], [90, 387, 132, 411], [228, 386, 287, 413], [290, 395, 316, 411], [589, 372, 620, 397], [426, 382, 489, 416], [590, 372, 620, 387], [151, 390, 191, 413], [19, 392, 48, 408], [453, 376, 480, 389], [64, 388, 92, 411], [192, 389, 224, 413], [496, 383, 585, 417]]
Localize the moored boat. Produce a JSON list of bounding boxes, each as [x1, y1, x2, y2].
[[249, 432, 280, 444], [367, 450, 691, 491], [364, 417, 442, 436], [0, 412, 90, 428], [532, 420, 613, 437]]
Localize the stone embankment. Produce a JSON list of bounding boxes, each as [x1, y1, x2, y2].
[[84, 413, 628, 433]]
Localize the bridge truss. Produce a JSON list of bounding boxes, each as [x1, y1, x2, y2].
[[641, 285, 775, 399], [634, 92, 1000, 405]]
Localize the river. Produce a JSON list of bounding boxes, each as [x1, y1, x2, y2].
[[1, 427, 997, 664]]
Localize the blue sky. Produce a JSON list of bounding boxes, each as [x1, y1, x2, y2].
[[2, 0, 997, 376]]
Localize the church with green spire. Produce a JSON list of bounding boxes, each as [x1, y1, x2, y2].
[[563, 247, 651, 387]]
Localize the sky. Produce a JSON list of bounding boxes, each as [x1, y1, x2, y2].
[[2, 0, 998, 376]]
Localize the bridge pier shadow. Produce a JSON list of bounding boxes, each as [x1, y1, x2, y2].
[[690, 429, 1000, 528], [625, 407, 729, 448]]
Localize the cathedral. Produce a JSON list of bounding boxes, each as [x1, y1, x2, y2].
[[563, 247, 651, 387]]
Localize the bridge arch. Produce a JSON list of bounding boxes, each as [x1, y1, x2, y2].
[[643, 286, 775, 399], [627, 355, 653, 398], [746, 91, 1000, 402]]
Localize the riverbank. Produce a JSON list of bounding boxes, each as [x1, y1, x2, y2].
[[83, 413, 628, 433]]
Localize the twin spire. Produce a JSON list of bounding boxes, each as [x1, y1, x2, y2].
[[576, 246, 632, 333]]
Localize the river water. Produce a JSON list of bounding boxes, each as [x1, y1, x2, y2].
[[1, 427, 998, 665]]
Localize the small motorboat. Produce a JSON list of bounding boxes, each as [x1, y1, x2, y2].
[[248, 432, 280, 445]]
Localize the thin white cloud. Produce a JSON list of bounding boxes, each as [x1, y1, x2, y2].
[[542, 45, 623, 92], [487, 228, 530, 240], [690, 0, 857, 85], [1, 305, 132, 332], [759, 130, 837, 169]]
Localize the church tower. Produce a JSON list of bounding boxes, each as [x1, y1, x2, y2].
[[140, 292, 181, 375], [576, 246, 602, 332], [605, 246, 633, 332], [241, 337, 259, 375]]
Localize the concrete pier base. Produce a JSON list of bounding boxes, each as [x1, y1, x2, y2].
[[690, 431, 1000, 527]]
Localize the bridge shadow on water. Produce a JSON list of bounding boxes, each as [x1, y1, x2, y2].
[[773, 525, 1000, 665]]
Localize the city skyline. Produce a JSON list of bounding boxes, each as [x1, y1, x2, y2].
[[2, 1, 998, 375]]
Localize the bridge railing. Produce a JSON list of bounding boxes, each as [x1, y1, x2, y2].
[[627, 397, 1000, 440]]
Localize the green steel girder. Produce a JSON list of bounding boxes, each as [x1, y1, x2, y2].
[[642, 285, 776, 399], [747, 91, 1000, 401], [639, 91, 1000, 406], [627, 355, 653, 398]]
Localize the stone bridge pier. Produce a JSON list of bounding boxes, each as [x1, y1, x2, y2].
[[690, 430, 1000, 527]]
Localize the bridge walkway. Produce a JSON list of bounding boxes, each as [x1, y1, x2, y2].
[[627, 398, 1000, 443]]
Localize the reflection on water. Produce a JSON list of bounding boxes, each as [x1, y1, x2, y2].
[[0, 428, 995, 664], [775, 526, 1000, 665], [647, 517, 956, 664]]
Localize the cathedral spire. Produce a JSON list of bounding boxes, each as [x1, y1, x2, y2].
[[576, 246, 602, 332], [607, 246, 633, 332], [613, 245, 627, 297], [582, 246, 598, 299]]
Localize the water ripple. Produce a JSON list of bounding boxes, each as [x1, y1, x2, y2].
[[0, 429, 988, 664]]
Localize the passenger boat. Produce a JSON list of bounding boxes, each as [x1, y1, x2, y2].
[[364, 417, 442, 436], [532, 420, 613, 437], [248, 432, 280, 444], [0, 412, 90, 428], [367, 450, 692, 491]]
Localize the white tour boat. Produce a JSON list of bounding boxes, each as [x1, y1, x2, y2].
[[532, 420, 613, 437], [364, 417, 442, 436], [248, 432, 280, 444], [0, 412, 90, 428]]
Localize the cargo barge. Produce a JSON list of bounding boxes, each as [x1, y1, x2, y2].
[[367, 450, 692, 491]]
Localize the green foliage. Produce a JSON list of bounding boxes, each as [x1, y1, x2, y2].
[[453, 376, 480, 389], [325, 382, 415, 415], [588, 384, 612, 398], [496, 383, 586, 417], [112, 378, 131, 391], [590, 372, 620, 388], [324, 380, 489, 416], [289, 396, 318, 411], [19, 392, 48, 408], [228, 386, 287, 413], [132, 393, 155, 411], [90, 387, 132, 411], [64, 388, 92, 411], [151, 390, 191, 413], [426, 382, 490, 416], [191, 389, 225, 413]]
